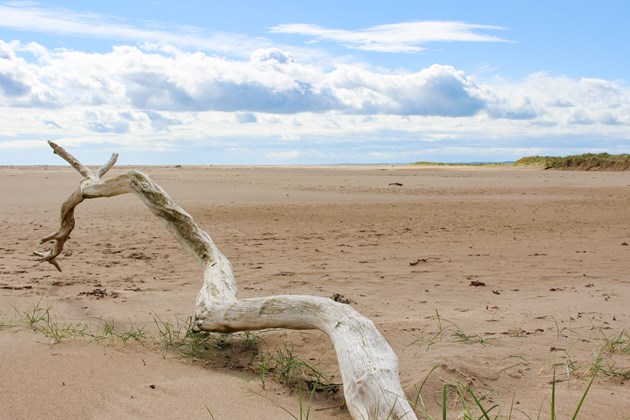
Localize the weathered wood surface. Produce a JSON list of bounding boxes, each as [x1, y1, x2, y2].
[[35, 141, 416, 419]]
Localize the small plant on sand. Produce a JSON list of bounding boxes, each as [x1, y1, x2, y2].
[[548, 365, 598, 420], [409, 363, 442, 416], [252, 386, 317, 420], [407, 356, 601, 420], [409, 310, 494, 349], [441, 381, 500, 420], [182, 329, 217, 360], [151, 313, 217, 359], [433, 371, 597, 420], [555, 328, 630, 382], [9, 299, 87, 344], [93, 319, 147, 346], [38, 318, 87, 344], [16, 298, 51, 329], [242, 331, 260, 350], [451, 327, 494, 346], [599, 328, 630, 355], [150, 314, 260, 361], [152, 313, 190, 350], [250, 343, 340, 395], [586, 328, 630, 381], [588, 353, 630, 381], [249, 342, 360, 419], [550, 315, 586, 341], [0, 311, 16, 330]]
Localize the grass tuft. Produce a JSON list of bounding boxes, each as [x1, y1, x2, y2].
[[409, 310, 493, 349], [251, 344, 340, 395], [6, 299, 88, 344], [600, 329, 630, 355], [93, 319, 147, 346], [39, 319, 87, 344]]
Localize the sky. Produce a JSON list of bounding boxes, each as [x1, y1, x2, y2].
[[1, 0, 629, 165]]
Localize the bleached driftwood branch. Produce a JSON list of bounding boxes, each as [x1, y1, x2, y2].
[[35, 141, 416, 420]]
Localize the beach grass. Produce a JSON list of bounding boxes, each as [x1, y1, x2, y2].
[[414, 161, 509, 167], [414, 153, 630, 170], [408, 310, 495, 349], [514, 153, 630, 170], [3, 301, 624, 418]]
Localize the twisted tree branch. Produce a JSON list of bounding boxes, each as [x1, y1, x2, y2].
[[34, 142, 417, 419]]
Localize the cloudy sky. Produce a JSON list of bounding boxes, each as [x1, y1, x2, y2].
[[1, 0, 629, 164]]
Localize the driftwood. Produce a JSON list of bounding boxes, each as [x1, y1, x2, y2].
[[35, 141, 416, 420]]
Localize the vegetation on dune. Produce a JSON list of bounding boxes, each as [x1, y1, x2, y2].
[[414, 153, 630, 170], [514, 153, 630, 171], [414, 161, 464, 166], [413, 161, 509, 167]]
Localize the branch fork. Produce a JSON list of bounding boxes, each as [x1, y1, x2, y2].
[[34, 141, 417, 419], [34, 141, 119, 271]]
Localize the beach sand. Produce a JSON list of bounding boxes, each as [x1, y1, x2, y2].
[[1, 164, 629, 419]]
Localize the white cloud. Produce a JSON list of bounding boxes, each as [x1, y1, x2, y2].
[[251, 48, 294, 64], [0, 3, 272, 58], [1, 40, 628, 125], [328, 64, 486, 116], [267, 150, 302, 159], [484, 72, 630, 125], [0, 40, 57, 106], [270, 21, 507, 53], [0, 41, 489, 116], [235, 112, 257, 123], [1, 38, 629, 164], [0, 139, 42, 150]]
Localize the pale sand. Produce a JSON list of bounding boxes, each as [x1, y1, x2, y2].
[[1, 165, 629, 419]]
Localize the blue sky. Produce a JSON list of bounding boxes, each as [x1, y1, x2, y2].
[[1, 1, 629, 164]]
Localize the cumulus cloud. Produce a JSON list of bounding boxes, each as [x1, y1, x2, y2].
[[1, 40, 629, 125], [328, 64, 486, 116], [0, 72, 29, 96], [484, 73, 630, 125], [83, 109, 131, 133], [143, 110, 182, 131], [1, 38, 629, 164], [0, 40, 57, 106], [236, 112, 258, 123], [1, 39, 629, 126], [0, 42, 489, 116], [87, 120, 129, 133], [251, 48, 294, 64], [270, 21, 507, 53]]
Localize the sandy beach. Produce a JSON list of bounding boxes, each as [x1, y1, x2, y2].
[[1, 164, 629, 419]]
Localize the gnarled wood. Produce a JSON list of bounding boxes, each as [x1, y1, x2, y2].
[[35, 142, 417, 420]]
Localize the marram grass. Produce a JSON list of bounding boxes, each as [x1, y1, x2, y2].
[[514, 153, 630, 171]]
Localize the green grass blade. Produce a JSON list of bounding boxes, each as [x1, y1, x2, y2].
[[204, 404, 216, 420], [551, 368, 556, 420], [571, 366, 598, 420], [442, 384, 448, 420], [250, 390, 299, 420], [467, 387, 493, 420], [508, 392, 516, 420], [411, 363, 441, 409]]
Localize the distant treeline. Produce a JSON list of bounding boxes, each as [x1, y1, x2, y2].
[[514, 153, 630, 171]]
